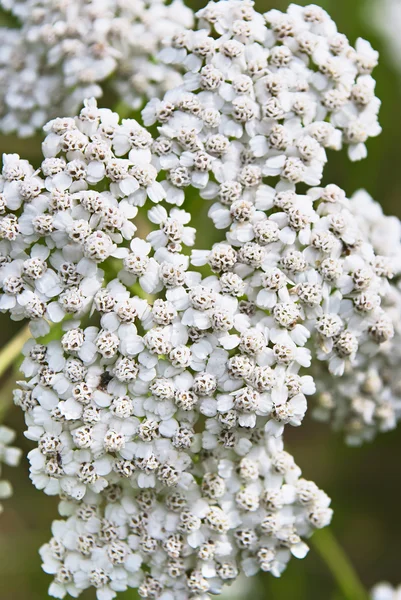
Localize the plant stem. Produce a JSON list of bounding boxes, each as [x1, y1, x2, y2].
[[0, 324, 31, 379], [311, 528, 368, 600]]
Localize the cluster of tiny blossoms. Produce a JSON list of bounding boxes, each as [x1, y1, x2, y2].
[[0, 0, 193, 136], [151, 0, 401, 445], [371, 583, 401, 600], [147, 0, 392, 379], [0, 425, 22, 513], [157, 0, 381, 164], [313, 191, 401, 444], [0, 1, 398, 598], [5, 95, 332, 598], [37, 438, 331, 599]]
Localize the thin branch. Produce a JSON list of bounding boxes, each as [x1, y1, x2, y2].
[[311, 528, 368, 600], [0, 324, 31, 379]]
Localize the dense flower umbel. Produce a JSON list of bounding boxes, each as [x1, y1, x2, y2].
[[371, 582, 401, 600], [0, 0, 193, 136], [3, 96, 394, 595], [0, 99, 169, 337], [4, 94, 336, 597], [39, 441, 332, 600], [0, 1, 399, 598], [157, 0, 381, 164], [313, 191, 401, 444], [145, 0, 395, 378]]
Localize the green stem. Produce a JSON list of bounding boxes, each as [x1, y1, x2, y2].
[[0, 324, 31, 379], [0, 373, 20, 419], [311, 528, 368, 600]]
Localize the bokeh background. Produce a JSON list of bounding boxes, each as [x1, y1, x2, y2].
[[1, 0, 401, 598]]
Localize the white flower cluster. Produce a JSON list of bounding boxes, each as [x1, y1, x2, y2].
[[157, 0, 381, 163], [38, 440, 331, 600], [0, 94, 330, 597], [0, 0, 193, 136], [0, 424, 22, 513], [313, 191, 401, 445], [0, 97, 178, 338], [372, 583, 401, 600], [0, 0, 397, 598]]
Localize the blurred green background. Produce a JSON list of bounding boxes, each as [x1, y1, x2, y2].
[[1, 0, 401, 598]]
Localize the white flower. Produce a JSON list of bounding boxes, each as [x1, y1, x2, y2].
[[371, 583, 401, 600], [0, 425, 22, 512], [0, 0, 194, 136], [0, 3, 397, 599]]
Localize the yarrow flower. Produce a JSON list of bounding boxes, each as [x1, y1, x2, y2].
[[0, 1, 399, 598], [371, 582, 401, 600], [157, 0, 381, 163], [38, 439, 332, 599], [313, 191, 401, 444], [0, 425, 22, 513], [0, 92, 333, 596], [0, 0, 194, 136]]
